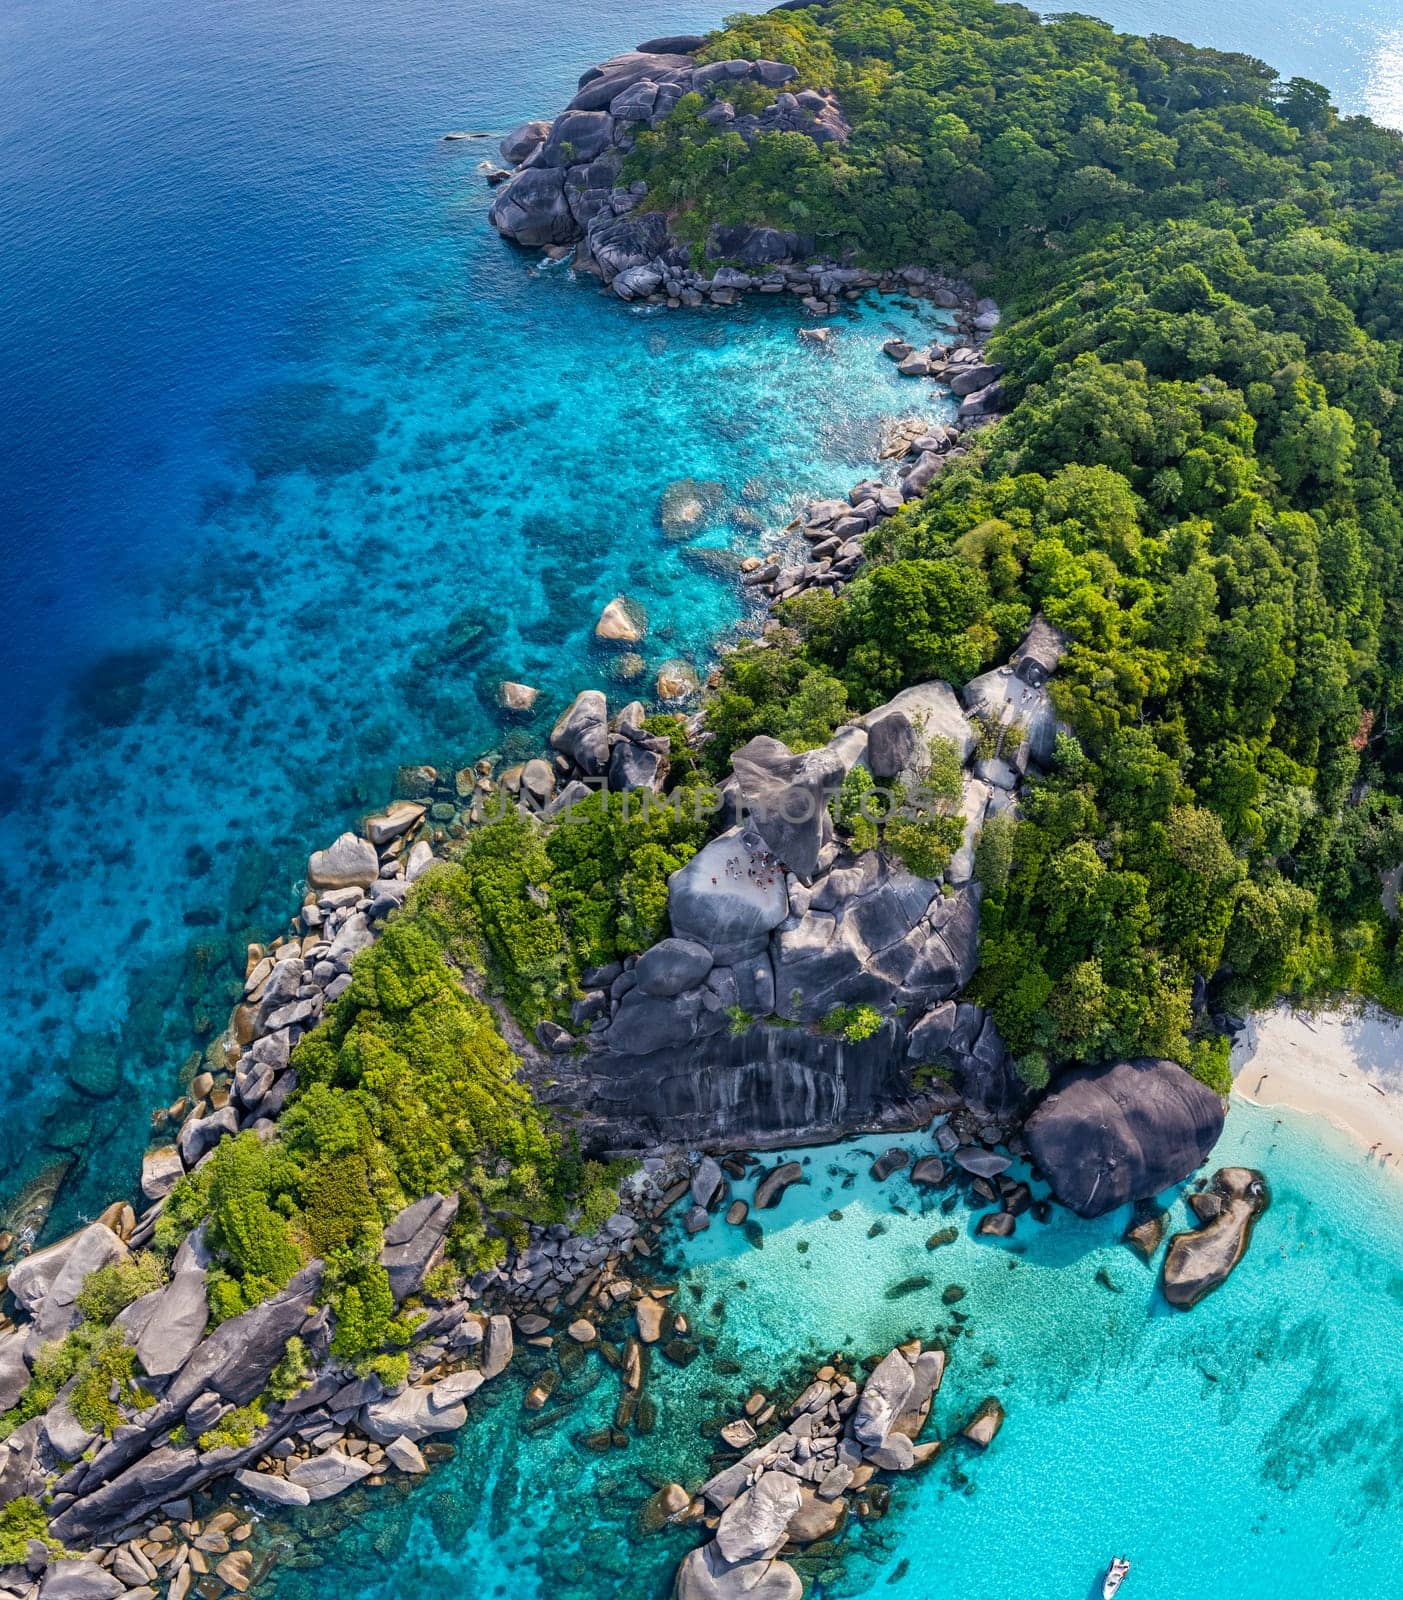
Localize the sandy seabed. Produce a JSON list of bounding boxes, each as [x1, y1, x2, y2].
[[1233, 1000, 1403, 1174]]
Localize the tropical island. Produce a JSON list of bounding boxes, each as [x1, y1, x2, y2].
[[4, 2, 1403, 1598]]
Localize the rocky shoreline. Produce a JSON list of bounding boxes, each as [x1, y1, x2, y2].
[[0, 35, 1256, 1600]]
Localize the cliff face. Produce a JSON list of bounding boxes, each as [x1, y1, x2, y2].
[[559, 1017, 913, 1148]]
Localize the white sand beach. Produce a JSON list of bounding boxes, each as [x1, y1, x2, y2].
[[1233, 1002, 1403, 1173]]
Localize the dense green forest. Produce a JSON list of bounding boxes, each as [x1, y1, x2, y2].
[[630, 0, 1403, 1084]]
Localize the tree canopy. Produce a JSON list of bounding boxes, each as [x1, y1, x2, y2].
[[654, 0, 1403, 1073]]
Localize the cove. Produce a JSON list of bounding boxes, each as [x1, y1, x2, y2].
[[254, 1100, 1403, 1600]]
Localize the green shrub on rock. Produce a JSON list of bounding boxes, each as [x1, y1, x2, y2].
[[819, 1004, 885, 1043], [884, 814, 966, 880], [75, 1250, 166, 1325], [0, 1498, 59, 1563], [198, 1400, 267, 1454], [264, 1335, 312, 1402]]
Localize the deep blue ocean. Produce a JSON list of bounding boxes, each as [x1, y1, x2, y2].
[[3, 1, 1403, 1596]]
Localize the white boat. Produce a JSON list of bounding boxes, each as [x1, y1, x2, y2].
[[1103, 1558, 1131, 1598]]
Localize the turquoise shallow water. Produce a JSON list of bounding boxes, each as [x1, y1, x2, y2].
[[257, 1100, 1403, 1600], [0, 0, 950, 1232]]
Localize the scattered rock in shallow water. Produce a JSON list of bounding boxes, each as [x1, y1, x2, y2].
[[953, 1146, 1011, 1179], [659, 478, 725, 540], [635, 1296, 666, 1343], [1162, 1167, 1269, 1309], [380, 1436, 425, 1475], [910, 1156, 948, 1187], [640, 1481, 692, 1533], [787, 1486, 847, 1541], [363, 800, 426, 846], [960, 1396, 1004, 1448], [595, 596, 647, 645], [941, 1285, 966, 1305], [926, 1227, 958, 1250], [726, 1199, 748, 1225], [497, 680, 540, 713], [753, 1161, 803, 1210], [870, 1148, 910, 1181], [655, 659, 700, 703], [1124, 1208, 1168, 1261], [234, 1469, 311, 1508], [977, 1211, 1015, 1239], [287, 1450, 373, 1501], [884, 1275, 932, 1301], [610, 651, 646, 683]]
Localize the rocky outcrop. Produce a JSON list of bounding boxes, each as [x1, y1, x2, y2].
[[490, 47, 851, 276], [1024, 1059, 1226, 1218], [731, 735, 846, 882], [380, 1192, 459, 1302], [7, 1220, 128, 1344], [1162, 1168, 1269, 1308], [683, 1340, 957, 1598], [306, 832, 379, 891], [549, 689, 610, 776]]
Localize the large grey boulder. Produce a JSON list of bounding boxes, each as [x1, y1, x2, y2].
[[483, 1313, 514, 1378], [1025, 1059, 1226, 1218], [50, 1445, 206, 1545], [731, 736, 847, 883], [706, 223, 813, 266], [359, 1386, 467, 1444], [605, 984, 726, 1056], [306, 832, 378, 891], [489, 166, 578, 247], [549, 689, 610, 776], [569, 51, 696, 112], [165, 1261, 324, 1409], [38, 1560, 125, 1600], [715, 1471, 804, 1563], [288, 1449, 373, 1500], [499, 118, 551, 164], [135, 1269, 209, 1379], [859, 681, 975, 772], [7, 1221, 127, 1341], [43, 1386, 97, 1460], [539, 109, 615, 167], [380, 1193, 459, 1302], [635, 938, 714, 997], [771, 853, 975, 1021], [177, 1105, 238, 1168], [586, 208, 676, 280], [140, 1145, 185, 1201], [0, 1328, 32, 1410], [364, 800, 426, 846], [865, 710, 916, 781], [607, 735, 666, 793], [234, 1468, 311, 1507], [675, 1542, 802, 1600], [668, 828, 789, 965], [851, 1349, 915, 1447]]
